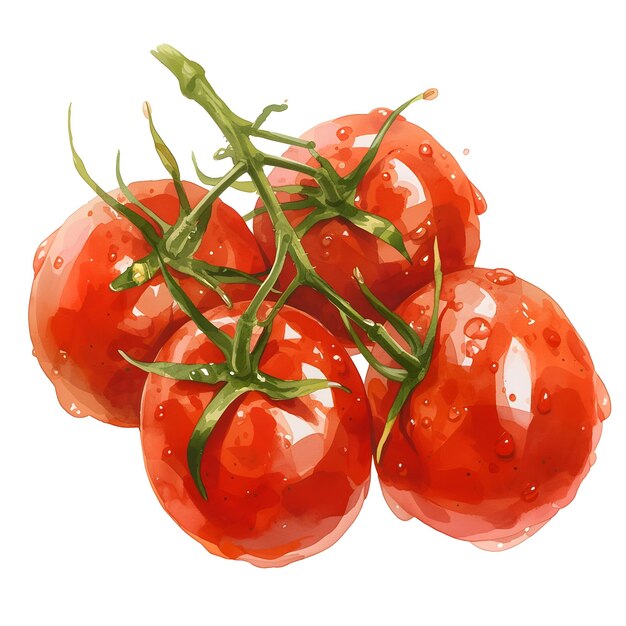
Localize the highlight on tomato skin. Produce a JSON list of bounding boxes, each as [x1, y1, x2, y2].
[[253, 108, 485, 349], [140, 302, 372, 568], [365, 267, 610, 551], [28, 180, 267, 428]]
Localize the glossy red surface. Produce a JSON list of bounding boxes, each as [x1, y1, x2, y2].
[[366, 268, 610, 550], [29, 180, 266, 427], [141, 303, 371, 567], [253, 109, 485, 347]]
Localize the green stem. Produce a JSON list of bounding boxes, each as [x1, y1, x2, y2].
[[249, 127, 314, 149]]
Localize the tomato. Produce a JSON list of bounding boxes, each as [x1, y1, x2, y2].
[[140, 302, 371, 567], [366, 267, 610, 550], [253, 109, 485, 348], [29, 180, 266, 427]]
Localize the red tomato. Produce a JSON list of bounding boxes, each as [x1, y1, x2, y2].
[[253, 109, 485, 348], [366, 268, 610, 550], [140, 302, 371, 567], [29, 180, 266, 427]]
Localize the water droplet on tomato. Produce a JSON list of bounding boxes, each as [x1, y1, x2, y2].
[[471, 183, 487, 215], [410, 222, 429, 242], [486, 268, 516, 285], [59, 350, 68, 362], [419, 254, 430, 266], [31, 348, 36, 357], [537, 389, 552, 414], [543, 327, 561, 348], [449, 406, 468, 422], [155, 404, 166, 421], [419, 143, 433, 157], [53, 256, 64, 269], [465, 340, 481, 357], [509, 393, 517, 402], [495, 432, 515, 457], [108, 251, 118, 262], [521, 483, 539, 502], [382, 171, 391, 182], [321, 235, 333, 248], [464, 317, 492, 340], [336, 126, 352, 141], [489, 361, 499, 373], [421, 417, 432, 429], [332, 354, 346, 373], [422, 398, 430, 406], [162, 447, 173, 460]]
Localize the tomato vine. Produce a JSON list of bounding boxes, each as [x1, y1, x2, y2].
[[69, 43, 443, 497]]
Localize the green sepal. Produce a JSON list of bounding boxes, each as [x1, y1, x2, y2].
[[115, 152, 170, 231], [352, 267, 421, 352], [375, 240, 444, 463], [143, 101, 191, 215], [345, 91, 428, 189], [422, 238, 443, 355], [188, 383, 249, 499], [294, 206, 340, 237], [153, 251, 234, 360], [68, 105, 161, 248], [343, 206, 410, 261], [294, 201, 410, 261], [375, 375, 418, 463], [339, 311, 408, 382], [173, 258, 263, 286], [259, 374, 350, 400], [119, 351, 230, 384]]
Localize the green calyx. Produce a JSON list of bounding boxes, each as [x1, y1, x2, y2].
[[372, 241, 443, 463], [122, 349, 348, 499]]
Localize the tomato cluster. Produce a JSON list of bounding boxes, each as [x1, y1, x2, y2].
[[29, 45, 610, 567]]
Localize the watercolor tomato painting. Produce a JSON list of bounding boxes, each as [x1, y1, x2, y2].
[[6, 5, 624, 625], [26, 44, 610, 567]]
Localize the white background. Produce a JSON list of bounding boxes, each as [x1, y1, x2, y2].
[[2, 1, 625, 624]]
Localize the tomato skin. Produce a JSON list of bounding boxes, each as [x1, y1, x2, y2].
[[140, 302, 371, 567], [253, 109, 484, 347], [29, 180, 266, 427], [366, 268, 610, 550]]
